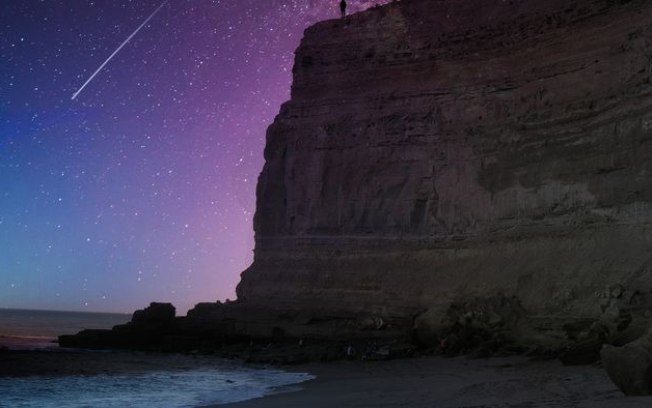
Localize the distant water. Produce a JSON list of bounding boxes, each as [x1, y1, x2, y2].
[[0, 309, 315, 407], [0, 308, 130, 349]]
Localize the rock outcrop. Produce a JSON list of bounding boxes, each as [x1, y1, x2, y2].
[[236, 0, 652, 348], [59, 301, 409, 363], [59, 303, 180, 350]]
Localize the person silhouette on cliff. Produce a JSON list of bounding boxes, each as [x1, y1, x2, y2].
[[340, 0, 347, 18]]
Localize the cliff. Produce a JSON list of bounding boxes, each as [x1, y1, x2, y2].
[[61, 0, 652, 358], [236, 0, 652, 347]]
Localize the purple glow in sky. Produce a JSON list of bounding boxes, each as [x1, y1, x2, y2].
[[0, 0, 390, 314]]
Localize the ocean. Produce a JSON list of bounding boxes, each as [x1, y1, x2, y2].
[[0, 309, 314, 407], [0, 308, 130, 349]]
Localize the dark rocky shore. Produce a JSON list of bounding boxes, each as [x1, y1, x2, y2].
[[55, 297, 631, 367], [58, 302, 417, 365]]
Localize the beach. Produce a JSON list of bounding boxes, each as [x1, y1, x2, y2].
[[4, 347, 652, 407], [213, 356, 652, 408]]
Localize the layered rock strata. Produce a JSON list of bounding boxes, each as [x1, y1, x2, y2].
[[62, 0, 652, 355], [236, 0, 652, 346]]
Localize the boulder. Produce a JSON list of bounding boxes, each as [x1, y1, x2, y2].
[[413, 306, 447, 347], [601, 327, 652, 395]]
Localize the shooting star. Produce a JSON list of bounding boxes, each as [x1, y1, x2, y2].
[[71, 0, 168, 100]]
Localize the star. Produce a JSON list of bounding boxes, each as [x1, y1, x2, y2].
[[0, 0, 390, 313]]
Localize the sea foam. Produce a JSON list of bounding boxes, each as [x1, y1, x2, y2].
[[0, 366, 314, 408]]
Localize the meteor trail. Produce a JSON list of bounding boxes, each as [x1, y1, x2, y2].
[[71, 0, 167, 100]]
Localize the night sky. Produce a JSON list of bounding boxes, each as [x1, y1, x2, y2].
[[0, 0, 389, 314]]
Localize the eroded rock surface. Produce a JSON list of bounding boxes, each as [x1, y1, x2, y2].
[[61, 0, 652, 357], [237, 0, 652, 346]]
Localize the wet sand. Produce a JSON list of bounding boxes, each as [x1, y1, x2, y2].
[[211, 356, 652, 408]]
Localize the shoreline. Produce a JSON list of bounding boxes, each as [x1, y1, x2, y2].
[[5, 347, 652, 407], [0, 348, 313, 407], [208, 356, 652, 408]]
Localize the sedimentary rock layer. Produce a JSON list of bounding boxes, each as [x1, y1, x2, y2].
[[237, 0, 652, 342]]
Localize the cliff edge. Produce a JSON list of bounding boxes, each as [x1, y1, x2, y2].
[[61, 0, 652, 358], [236, 0, 652, 348]]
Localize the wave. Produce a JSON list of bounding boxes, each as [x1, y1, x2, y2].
[[0, 366, 314, 408]]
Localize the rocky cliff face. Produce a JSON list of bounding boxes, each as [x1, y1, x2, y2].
[[236, 0, 652, 345]]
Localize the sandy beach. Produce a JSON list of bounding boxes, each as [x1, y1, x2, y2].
[[210, 356, 652, 408], [5, 349, 652, 407]]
